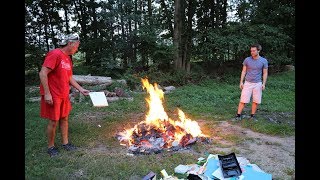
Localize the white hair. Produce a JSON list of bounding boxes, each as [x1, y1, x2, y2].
[[56, 33, 80, 46]]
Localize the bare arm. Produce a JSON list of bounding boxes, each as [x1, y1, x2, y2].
[[70, 77, 90, 96], [262, 68, 268, 90], [239, 65, 247, 89], [39, 66, 53, 105]]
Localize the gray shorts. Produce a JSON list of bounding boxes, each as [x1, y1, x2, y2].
[[240, 81, 262, 104]]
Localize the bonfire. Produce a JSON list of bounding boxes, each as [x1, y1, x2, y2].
[[116, 78, 209, 154]]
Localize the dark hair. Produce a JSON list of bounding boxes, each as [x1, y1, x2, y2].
[[251, 43, 262, 51]]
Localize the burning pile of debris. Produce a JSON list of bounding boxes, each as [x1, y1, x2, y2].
[[115, 78, 210, 155]]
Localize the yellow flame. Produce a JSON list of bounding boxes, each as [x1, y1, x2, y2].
[[142, 78, 168, 128], [174, 131, 185, 142], [176, 108, 205, 137], [118, 127, 135, 146]]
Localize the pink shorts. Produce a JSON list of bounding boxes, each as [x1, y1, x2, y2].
[[40, 96, 72, 121], [240, 81, 262, 104]]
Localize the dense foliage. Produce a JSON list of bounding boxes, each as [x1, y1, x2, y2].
[[25, 0, 295, 77]]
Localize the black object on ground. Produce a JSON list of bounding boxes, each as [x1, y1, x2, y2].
[[187, 174, 202, 180], [142, 171, 156, 180], [218, 152, 242, 178]]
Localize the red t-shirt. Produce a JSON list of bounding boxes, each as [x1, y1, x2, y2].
[[40, 49, 73, 98]]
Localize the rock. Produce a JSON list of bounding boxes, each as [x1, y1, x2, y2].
[[284, 65, 295, 71], [164, 86, 176, 92]]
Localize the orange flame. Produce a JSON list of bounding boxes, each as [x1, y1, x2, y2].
[[142, 78, 169, 128], [118, 78, 206, 148], [176, 108, 205, 137]]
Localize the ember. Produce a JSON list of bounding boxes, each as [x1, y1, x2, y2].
[[116, 78, 209, 155]]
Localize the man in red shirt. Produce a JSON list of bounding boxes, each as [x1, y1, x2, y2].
[[39, 33, 90, 157]]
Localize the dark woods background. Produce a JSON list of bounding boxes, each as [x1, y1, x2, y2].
[[25, 0, 295, 87]]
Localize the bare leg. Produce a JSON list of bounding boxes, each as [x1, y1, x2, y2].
[[251, 102, 258, 115], [237, 102, 246, 115], [60, 116, 69, 145], [47, 120, 59, 148]]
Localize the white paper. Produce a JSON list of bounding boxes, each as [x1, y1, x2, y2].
[[212, 168, 227, 180], [236, 157, 250, 167], [89, 92, 108, 107]]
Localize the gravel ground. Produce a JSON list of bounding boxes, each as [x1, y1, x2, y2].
[[208, 121, 295, 180]]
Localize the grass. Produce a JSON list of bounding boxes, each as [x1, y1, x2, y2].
[[25, 70, 295, 179], [164, 80, 240, 120], [238, 119, 295, 136], [284, 167, 295, 177]]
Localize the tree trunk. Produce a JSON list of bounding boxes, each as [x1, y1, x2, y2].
[[185, 0, 195, 73], [215, 0, 220, 28], [160, 0, 174, 37], [221, 0, 228, 27], [90, 0, 98, 39], [173, 0, 182, 70], [119, 1, 127, 68], [148, 0, 152, 22], [133, 0, 138, 62], [49, 4, 57, 47], [210, 0, 216, 28], [128, 4, 135, 66], [73, 0, 90, 65], [73, 75, 112, 85], [63, 2, 70, 34], [59, 0, 70, 33]]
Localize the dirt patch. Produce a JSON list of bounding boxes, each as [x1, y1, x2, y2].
[[206, 121, 295, 180], [73, 111, 112, 125], [86, 143, 128, 155], [262, 111, 295, 126]]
